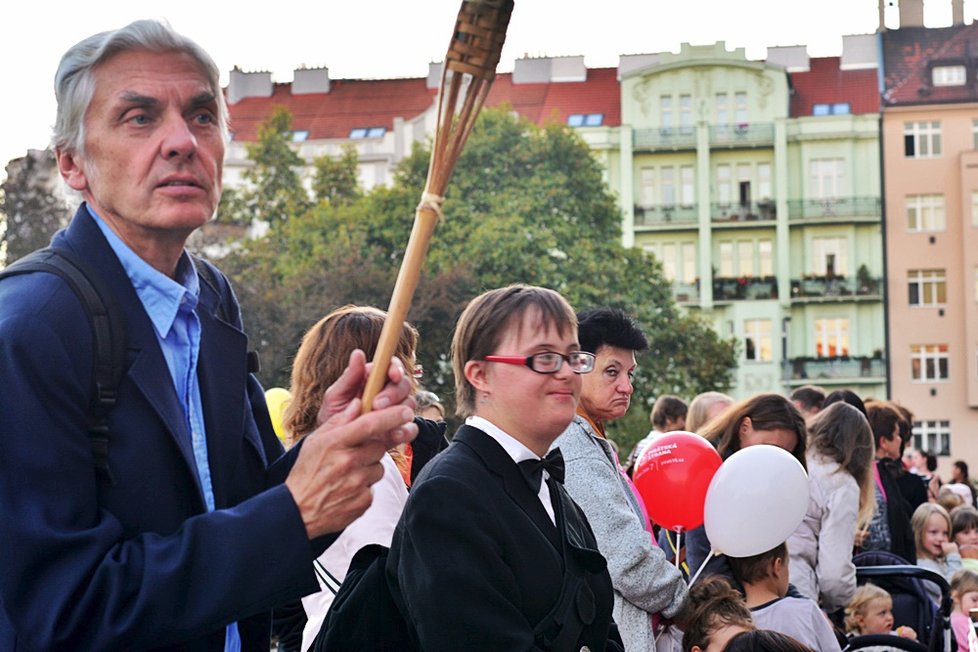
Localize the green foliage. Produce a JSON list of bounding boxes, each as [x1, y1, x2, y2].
[[312, 144, 362, 206], [219, 106, 311, 225], [223, 106, 736, 449]]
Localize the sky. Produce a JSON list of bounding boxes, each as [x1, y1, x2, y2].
[[2, 0, 974, 174]]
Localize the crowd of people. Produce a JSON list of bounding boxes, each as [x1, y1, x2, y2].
[[6, 16, 978, 652]]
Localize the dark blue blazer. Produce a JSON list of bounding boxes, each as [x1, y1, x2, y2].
[[387, 425, 616, 651], [0, 207, 322, 650]]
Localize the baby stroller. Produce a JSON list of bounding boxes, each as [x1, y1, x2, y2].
[[842, 550, 952, 652]]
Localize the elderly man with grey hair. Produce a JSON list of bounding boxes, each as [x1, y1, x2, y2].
[[0, 19, 417, 650]]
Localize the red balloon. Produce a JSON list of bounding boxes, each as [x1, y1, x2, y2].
[[633, 431, 722, 532]]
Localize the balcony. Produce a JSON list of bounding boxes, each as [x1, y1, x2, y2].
[[633, 127, 697, 151], [786, 197, 881, 222], [712, 276, 778, 301], [790, 274, 882, 302], [786, 355, 886, 385], [712, 201, 777, 224], [672, 281, 700, 304], [709, 123, 774, 147], [633, 204, 698, 227]]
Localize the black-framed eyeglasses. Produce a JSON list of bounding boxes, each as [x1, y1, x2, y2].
[[483, 351, 595, 375]]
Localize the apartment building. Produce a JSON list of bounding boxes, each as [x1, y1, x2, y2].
[[880, 0, 978, 462]]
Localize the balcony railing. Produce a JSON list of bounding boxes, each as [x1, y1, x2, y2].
[[712, 276, 778, 301], [712, 201, 777, 223], [633, 127, 697, 150], [672, 281, 700, 303], [786, 197, 881, 220], [786, 356, 886, 382], [790, 275, 882, 300], [709, 123, 774, 147], [633, 204, 698, 227]]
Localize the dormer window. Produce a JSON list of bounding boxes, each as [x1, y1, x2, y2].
[[291, 130, 309, 142], [567, 113, 604, 127], [932, 65, 966, 87], [812, 103, 850, 116], [349, 126, 387, 139]]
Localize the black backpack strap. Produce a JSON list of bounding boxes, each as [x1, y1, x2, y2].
[[191, 255, 260, 375], [0, 247, 124, 484]]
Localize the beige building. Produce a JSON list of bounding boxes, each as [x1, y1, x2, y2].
[[881, 1, 978, 465]]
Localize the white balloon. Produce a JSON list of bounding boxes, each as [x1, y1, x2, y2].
[[703, 444, 809, 558]]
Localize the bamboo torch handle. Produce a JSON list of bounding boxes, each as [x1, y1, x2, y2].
[[361, 202, 441, 412]]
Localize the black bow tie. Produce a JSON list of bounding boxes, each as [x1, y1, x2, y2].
[[517, 448, 565, 491]]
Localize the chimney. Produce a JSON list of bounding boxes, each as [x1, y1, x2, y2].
[[512, 55, 586, 84], [427, 61, 443, 89], [841, 34, 880, 70], [227, 68, 272, 105], [292, 67, 330, 95], [766, 45, 810, 72], [952, 0, 965, 25], [899, 0, 925, 28]]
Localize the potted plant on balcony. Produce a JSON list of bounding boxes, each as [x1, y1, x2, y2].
[[856, 264, 876, 295]]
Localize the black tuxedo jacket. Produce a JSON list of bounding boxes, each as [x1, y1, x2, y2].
[[387, 424, 616, 651]]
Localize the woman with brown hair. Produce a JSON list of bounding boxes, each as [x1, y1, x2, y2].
[[685, 393, 808, 582], [283, 305, 447, 651], [787, 401, 876, 612]]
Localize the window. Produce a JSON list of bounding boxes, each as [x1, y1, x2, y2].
[[812, 237, 848, 276], [661, 96, 673, 130], [567, 113, 603, 127], [908, 269, 946, 306], [812, 103, 850, 116], [657, 241, 697, 283], [809, 159, 845, 199], [815, 318, 849, 358], [911, 344, 950, 381], [736, 164, 751, 207], [906, 194, 946, 232], [719, 241, 734, 277], [716, 93, 729, 125], [758, 239, 773, 276], [757, 163, 772, 200], [717, 165, 732, 204], [349, 127, 386, 139], [639, 167, 655, 207], [661, 167, 676, 206], [291, 130, 309, 142], [744, 319, 773, 361], [933, 65, 966, 87], [734, 92, 748, 124], [913, 420, 951, 455], [679, 94, 693, 133], [904, 121, 942, 158], [680, 166, 695, 206], [737, 241, 753, 277], [973, 119, 978, 150]]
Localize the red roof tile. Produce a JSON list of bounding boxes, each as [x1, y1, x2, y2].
[[226, 67, 621, 142], [788, 57, 880, 117], [882, 23, 978, 106]]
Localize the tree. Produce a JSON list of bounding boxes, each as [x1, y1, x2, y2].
[[312, 144, 362, 206], [223, 107, 736, 452], [219, 106, 311, 225], [1, 149, 72, 263]]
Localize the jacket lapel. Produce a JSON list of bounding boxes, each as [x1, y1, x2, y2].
[[58, 206, 204, 502], [454, 425, 561, 550], [195, 283, 249, 509]]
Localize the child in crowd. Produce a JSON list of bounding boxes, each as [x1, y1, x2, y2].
[[951, 506, 978, 572], [913, 502, 963, 604], [844, 584, 918, 650], [940, 486, 967, 514], [727, 542, 841, 651], [680, 576, 755, 652], [950, 569, 978, 652]]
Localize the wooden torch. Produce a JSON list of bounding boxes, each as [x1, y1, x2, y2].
[[361, 0, 514, 411]]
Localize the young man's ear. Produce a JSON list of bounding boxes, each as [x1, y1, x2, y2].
[[772, 555, 786, 578]]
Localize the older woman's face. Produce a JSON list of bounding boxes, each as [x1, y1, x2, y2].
[[580, 345, 636, 424]]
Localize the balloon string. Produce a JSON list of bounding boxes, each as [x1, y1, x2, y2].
[[687, 549, 715, 587], [674, 530, 682, 570]]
